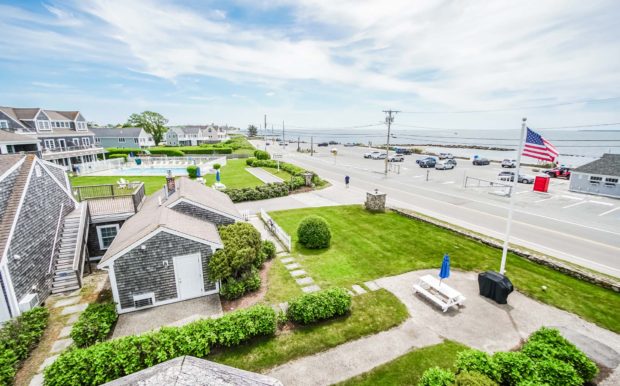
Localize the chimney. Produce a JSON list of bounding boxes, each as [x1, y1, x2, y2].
[[165, 170, 176, 197]]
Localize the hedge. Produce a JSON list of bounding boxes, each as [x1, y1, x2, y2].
[[454, 371, 497, 385], [70, 303, 118, 348], [105, 148, 142, 156], [181, 147, 232, 155], [297, 215, 331, 249], [0, 307, 49, 385], [261, 240, 276, 260], [187, 165, 198, 178], [287, 287, 352, 324], [418, 367, 455, 386], [455, 350, 500, 383], [253, 150, 271, 160], [44, 305, 276, 386], [220, 269, 261, 300], [224, 182, 289, 203], [147, 148, 185, 157], [108, 154, 127, 161]]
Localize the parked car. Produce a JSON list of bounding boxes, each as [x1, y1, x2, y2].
[[388, 154, 404, 162], [435, 159, 457, 170], [472, 158, 490, 165], [418, 157, 436, 168], [394, 147, 412, 155], [343, 143, 356, 147], [364, 151, 381, 159], [543, 167, 571, 179], [371, 152, 387, 160], [497, 171, 535, 184], [317, 142, 329, 147], [416, 157, 434, 165], [501, 159, 516, 168], [438, 153, 454, 160]]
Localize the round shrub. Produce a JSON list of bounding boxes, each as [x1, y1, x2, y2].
[[253, 150, 271, 160], [213, 163, 221, 170], [261, 240, 276, 260], [455, 350, 500, 383], [492, 352, 536, 386], [454, 371, 498, 386], [297, 216, 331, 249], [186, 165, 198, 178], [287, 287, 351, 325], [534, 359, 583, 386], [418, 367, 455, 386]]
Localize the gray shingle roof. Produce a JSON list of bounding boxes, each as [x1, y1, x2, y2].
[[573, 154, 620, 177], [166, 177, 243, 221], [0, 130, 38, 144], [92, 127, 143, 138]]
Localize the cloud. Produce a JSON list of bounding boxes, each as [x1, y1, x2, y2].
[[265, 91, 275, 97]]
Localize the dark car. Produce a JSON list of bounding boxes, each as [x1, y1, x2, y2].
[[394, 147, 412, 155], [328, 140, 338, 145], [418, 157, 436, 168], [472, 158, 490, 165], [317, 142, 329, 147]]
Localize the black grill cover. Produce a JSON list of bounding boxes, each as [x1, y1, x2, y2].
[[478, 271, 514, 304]]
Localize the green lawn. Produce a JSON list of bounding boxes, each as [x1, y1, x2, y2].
[[70, 176, 166, 196], [269, 205, 620, 333], [211, 289, 408, 372], [337, 341, 468, 386], [264, 259, 303, 305], [203, 159, 263, 189], [260, 167, 295, 183]]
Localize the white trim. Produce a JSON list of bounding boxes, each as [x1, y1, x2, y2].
[[96, 224, 120, 250], [167, 197, 243, 221], [39, 159, 72, 190], [0, 264, 19, 318], [0, 156, 25, 184], [98, 227, 222, 268], [106, 264, 123, 314], [0, 110, 27, 129], [36, 159, 79, 205], [0, 120, 8, 129]]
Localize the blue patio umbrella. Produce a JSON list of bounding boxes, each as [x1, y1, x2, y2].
[[216, 170, 221, 182], [439, 253, 450, 285], [196, 167, 201, 177]]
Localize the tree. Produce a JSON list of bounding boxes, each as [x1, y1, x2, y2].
[[126, 111, 168, 145], [209, 222, 262, 280], [247, 124, 258, 137]]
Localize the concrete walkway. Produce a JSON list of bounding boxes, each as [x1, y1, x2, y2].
[[266, 269, 620, 386], [246, 167, 284, 183]]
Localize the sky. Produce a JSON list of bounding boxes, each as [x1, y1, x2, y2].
[[1, 0, 619, 131]]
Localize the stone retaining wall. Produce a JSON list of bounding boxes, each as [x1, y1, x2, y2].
[[390, 207, 620, 293]]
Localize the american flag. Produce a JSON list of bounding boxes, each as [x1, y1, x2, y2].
[[523, 128, 558, 162]]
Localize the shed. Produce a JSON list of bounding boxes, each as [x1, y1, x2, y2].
[[569, 154, 620, 198]]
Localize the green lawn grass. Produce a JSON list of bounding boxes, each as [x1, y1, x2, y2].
[[337, 341, 468, 386], [269, 205, 620, 333], [264, 259, 303, 305], [203, 159, 263, 189], [70, 176, 166, 195], [211, 289, 408, 372], [260, 166, 294, 182]]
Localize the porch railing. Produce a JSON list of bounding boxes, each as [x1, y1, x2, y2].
[[75, 182, 146, 217], [259, 208, 292, 252]]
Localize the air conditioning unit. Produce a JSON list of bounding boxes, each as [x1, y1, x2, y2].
[[133, 292, 154, 309], [18, 293, 40, 313]]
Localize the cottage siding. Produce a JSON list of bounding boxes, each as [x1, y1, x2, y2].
[[569, 172, 620, 198], [6, 167, 75, 304], [45, 164, 67, 188], [171, 201, 235, 225], [0, 111, 24, 130], [113, 232, 215, 310], [0, 168, 19, 221], [87, 220, 125, 258]]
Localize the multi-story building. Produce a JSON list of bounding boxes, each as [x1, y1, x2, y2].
[[92, 127, 155, 149], [165, 125, 229, 146], [0, 106, 105, 169]]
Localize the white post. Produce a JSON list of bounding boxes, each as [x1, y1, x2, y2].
[[499, 118, 527, 274]]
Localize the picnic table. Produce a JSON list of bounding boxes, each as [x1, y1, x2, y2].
[[413, 274, 466, 312]]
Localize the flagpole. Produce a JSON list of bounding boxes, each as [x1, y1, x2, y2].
[[499, 117, 527, 275]]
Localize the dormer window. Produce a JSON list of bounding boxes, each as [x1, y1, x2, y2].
[[0, 120, 8, 129], [37, 121, 51, 131], [76, 122, 88, 131]]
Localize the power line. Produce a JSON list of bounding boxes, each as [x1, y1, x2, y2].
[[398, 96, 620, 114], [393, 121, 620, 132], [286, 123, 382, 130]]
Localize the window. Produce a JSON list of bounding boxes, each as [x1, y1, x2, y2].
[[0, 120, 9, 129], [82, 138, 91, 146], [605, 177, 618, 186], [119, 138, 125, 143], [96, 225, 120, 250], [37, 121, 51, 131], [95, 137, 101, 143], [72, 138, 80, 147], [44, 139, 55, 149], [589, 176, 603, 183], [134, 138, 139, 144], [76, 122, 87, 131]]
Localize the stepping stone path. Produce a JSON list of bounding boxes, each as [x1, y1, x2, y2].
[[58, 325, 72, 338], [60, 303, 88, 315], [281, 255, 321, 295], [290, 269, 307, 277], [52, 295, 81, 308], [351, 285, 367, 295], [364, 281, 381, 291], [296, 277, 314, 285], [285, 263, 301, 270], [281, 257, 295, 264], [51, 338, 73, 354], [302, 285, 321, 293]]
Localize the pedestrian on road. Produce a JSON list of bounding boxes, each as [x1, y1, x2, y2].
[[345, 175, 350, 188]]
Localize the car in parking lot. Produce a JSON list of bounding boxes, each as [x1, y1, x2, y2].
[[438, 153, 454, 159], [418, 157, 436, 168], [435, 159, 457, 170], [497, 171, 535, 184], [388, 154, 404, 162], [372, 152, 387, 160], [501, 159, 516, 168], [543, 167, 571, 179], [364, 151, 381, 158], [344, 143, 356, 147], [317, 142, 329, 147], [394, 147, 412, 155], [472, 157, 490, 165]]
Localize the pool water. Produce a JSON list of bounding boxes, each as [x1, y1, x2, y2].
[[111, 167, 190, 176]]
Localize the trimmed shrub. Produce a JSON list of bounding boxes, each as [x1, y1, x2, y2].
[[225, 183, 290, 203], [70, 303, 118, 348], [0, 307, 49, 385], [522, 327, 597, 382], [209, 222, 262, 281], [182, 147, 233, 155], [105, 147, 142, 155], [213, 163, 221, 170], [44, 305, 276, 386], [534, 359, 583, 386], [287, 287, 351, 324], [187, 165, 198, 178], [454, 371, 498, 386], [148, 148, 185, 157], [492, 352, 535, 386], [418, 367, 456, 386], [108, 154, 127, 161], [253, 150, 271, 160], [261, 240, 276, 260], [297, 216, 331, 249], [455, 350, 500, 383], [220, 269, 261, 300]]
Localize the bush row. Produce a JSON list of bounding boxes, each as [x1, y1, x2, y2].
[[70, 303, 118, 348], [44, 305, 276, 386], [180, 147, 233, 154], [0, 307, 49, 385], [105, 147, 142, 155], [108, 154, 127, 161], [418, 327, 597, 386], [225, 183, 290, 203], [253, 150, 271, 160], [148, 148, 185, 157], [246, 157, 326, 188], [287, 288, 352, 324], [105, 146, 233, 157], [220, 268, 261, 300]]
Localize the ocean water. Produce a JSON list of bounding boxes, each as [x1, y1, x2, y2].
[[274, 128, 620, 167]]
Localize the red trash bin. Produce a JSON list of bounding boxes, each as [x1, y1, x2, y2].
[[533, 176, 550, 192]]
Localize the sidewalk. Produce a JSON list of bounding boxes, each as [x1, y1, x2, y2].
[[246, 167, 284, 183]]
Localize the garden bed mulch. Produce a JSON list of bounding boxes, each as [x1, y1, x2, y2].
[[220, 259, 274, 313]]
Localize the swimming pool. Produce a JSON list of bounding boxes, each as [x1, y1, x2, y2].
[[107, 167, 190, 176]]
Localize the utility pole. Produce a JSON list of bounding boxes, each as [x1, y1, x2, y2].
[[383, 109, 399, 175], [297, 136, 300, 152], [282, 120, 285, 144], [310, 136, 314, 156], [263, 114, 267, 151]]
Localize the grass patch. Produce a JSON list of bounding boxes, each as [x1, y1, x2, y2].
[[264, 259, 304, 305], [211, 289, 408, 372], [261, 166, 295, 182], [269, 205, 620, 333], [70, 176, 166, 195], [337, 341, 468, 386], [203, 159, 264, 189]]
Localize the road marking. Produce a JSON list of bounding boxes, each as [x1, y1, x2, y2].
[[515, 191, 530, 195], [534, 196, 553, 203], [412, 175, 423, 178], [599, 207, 620, 217], [563, 201, 587, 209], [442, 181, 455, 184], [561, 195, 584, 201], [589, 201, 614, 206]]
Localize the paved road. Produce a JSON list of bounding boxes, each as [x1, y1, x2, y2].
[[257, 141, 620, 277]]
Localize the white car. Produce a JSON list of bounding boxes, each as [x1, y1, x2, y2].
[[388, 154, 404, 162], [364, 151, 381, 159], [371, 152, 387, 160], [435, 160, 456, 170]]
